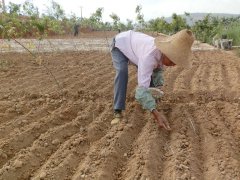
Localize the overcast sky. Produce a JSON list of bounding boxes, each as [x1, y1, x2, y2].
[[4, 0, 240, 22]]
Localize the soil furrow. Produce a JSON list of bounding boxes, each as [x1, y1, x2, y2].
[[72, 104, 147, 180], [92, 71, 115, 92], [208, 64, 224, 91], [0, 105, 50, 140], [229, 65, 240, 93], [173, 65, 197, 92], [0, 100, 17, 124], [53, 55, 109, 82], [190, 64, 209, 92], [118, 118, 169, 180], [215, 101, 240, 150], [163, 67, 183, 92], [193, 103, 239, 180], [179, 107, 204, 180], [0, 118, 81, 180], [0, 103, 79, 168], [160, 104, 204, 180], [31, 102, 112, 179], [221, 64, 231, 92], [68, 63, 113, 92], [32, 134, 89, 180], [0, 94, 64, 139]]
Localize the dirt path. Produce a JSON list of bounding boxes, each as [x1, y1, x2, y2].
[[0, 48, 239, 179]]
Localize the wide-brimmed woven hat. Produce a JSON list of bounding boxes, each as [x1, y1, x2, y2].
[[155, 29, 194, 68]]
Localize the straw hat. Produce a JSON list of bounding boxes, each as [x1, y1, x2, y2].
[[155, 29, 194, 68]]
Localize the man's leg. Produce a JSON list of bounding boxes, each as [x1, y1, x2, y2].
[[111, 47, 129, 113]]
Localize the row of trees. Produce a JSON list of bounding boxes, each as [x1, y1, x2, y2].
[[0, 1, 145, 39], [0, 0, 81, 38], [1, 0, 240, 45]]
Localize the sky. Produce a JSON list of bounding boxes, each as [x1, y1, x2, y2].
[[4, 0, 240, 22]]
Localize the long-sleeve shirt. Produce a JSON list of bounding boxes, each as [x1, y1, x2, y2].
[[115, 30, 164, 111]]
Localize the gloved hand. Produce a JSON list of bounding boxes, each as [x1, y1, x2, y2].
[[148, 87, 164, 99]]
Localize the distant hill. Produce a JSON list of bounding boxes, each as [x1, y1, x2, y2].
[[165, 13, 240, 25]]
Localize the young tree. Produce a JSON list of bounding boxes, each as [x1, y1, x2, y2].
[[135, 5, 145, 30], [89, 7, 104, 30], [41, 1, 66, 35], [46, 0, 65, 20], [1, 2, 23, 38], [184, 12, 194, 26], [1, 0, 6, 12], [192, 14, 220, 43], [171, 13, 189, 33], [148, 17, 170, 33], [109, 13, 120, 30], [8, 2, 21, 15], [22, 0, 39, 17], [126, 19, 134, 30]]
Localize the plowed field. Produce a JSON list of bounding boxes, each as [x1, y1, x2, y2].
[[0, 48, 239, 180]]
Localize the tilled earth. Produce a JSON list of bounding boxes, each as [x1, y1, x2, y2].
[[0, 49, 239, 180]]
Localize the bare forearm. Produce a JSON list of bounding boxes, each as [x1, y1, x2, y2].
[[151, 109, 171, 131]]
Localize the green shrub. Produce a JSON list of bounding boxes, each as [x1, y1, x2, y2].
[[224, 22, 240, 45]]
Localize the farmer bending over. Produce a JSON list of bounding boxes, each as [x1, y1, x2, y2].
[[111, 29, 194, 130]]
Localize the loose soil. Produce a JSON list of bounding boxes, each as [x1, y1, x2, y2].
[[0, 47, 240, 179]]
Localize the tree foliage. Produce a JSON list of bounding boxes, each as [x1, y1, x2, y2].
[[171, 13, 189, 33], [109, 13, 120, 30], [135, 5, 145, 30], [148, 17, 170, 34], [1, 1, 240, 46], [147, 13, 188, 34], [46, 0, 65, 20], [126, 19, 134, 30], [89, 7, 104, 30]]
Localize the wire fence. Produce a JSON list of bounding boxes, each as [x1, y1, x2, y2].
[[0, 35, 218, 54], [0, 38, 112, 53]]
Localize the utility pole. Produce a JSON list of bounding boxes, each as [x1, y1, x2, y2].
[[80, 6, 83, 20]]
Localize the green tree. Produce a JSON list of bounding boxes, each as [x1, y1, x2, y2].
[[126, 19, 134, 30], [8, 2, 21, 15], [22, 0, 39, 17], [1, 0, 6, 13], [46, 0, 65, 20], [1, 2, 23, 38], [41, 1, 66, 35], [171, 13, 189, 33], [192, 14, 221, 43], [135, 5, 145, 30], [118, 22, 127, 31], [148, 17, 170, 33], [109, 13, 120, 30], [89, 7, 104, 30], [104, 22, 112, 30], [20, 0, 43, 37]]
